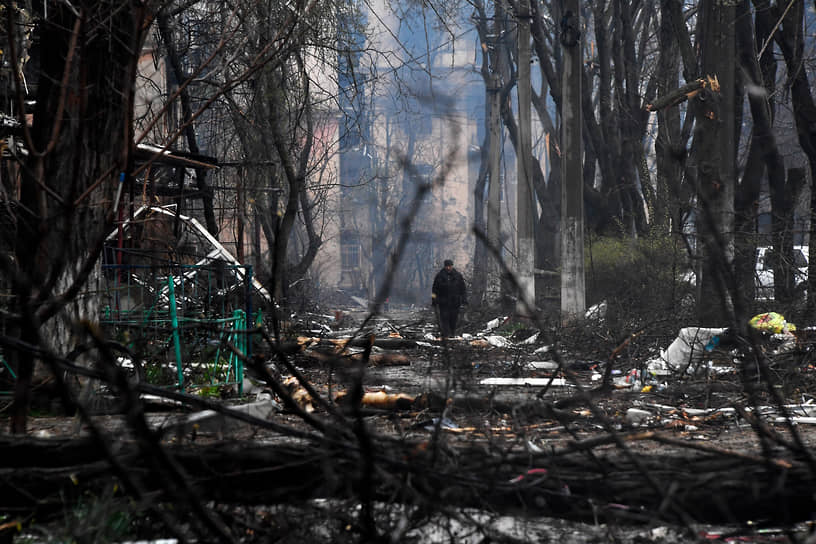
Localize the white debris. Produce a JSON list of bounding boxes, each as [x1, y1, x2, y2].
[[311, 321, 332, 334], [117, 356, 134, 369], [527, 361, 559, 370], [485, 316, 507, 330], [520, 332, 539, 344], [480, 377, 569, 386], [770, 333, 797, 354], [526, 440, 544, 454], [784, 404, 816, 417], [775, 417, 816, 425], [586, 301, 607, 320], [140, 394, 183, 407], [647, 327, 726, 374], [242, 376, 265, 395], [646, 358, 674, 377], [647, 403, 737, 417], [485, 335, 510, 348], [625, 408, 651, 426]]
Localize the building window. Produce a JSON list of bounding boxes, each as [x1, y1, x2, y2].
[[414, 163, 434, 202], [342, 241, 360, 270], [340, 232, 363, 291]]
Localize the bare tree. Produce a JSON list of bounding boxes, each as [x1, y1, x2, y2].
[[1, 0, 157, 433], [0, 0, 326, 432], [692, 0, 737, 325], [759, 0, 816, 318], [155, 10, 219, 235]]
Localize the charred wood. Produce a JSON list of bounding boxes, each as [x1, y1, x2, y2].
[[0, 433, 812, 526]]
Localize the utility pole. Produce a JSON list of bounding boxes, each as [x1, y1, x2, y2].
[[560, 0, 585, 324], [516, 0, 536, 317]]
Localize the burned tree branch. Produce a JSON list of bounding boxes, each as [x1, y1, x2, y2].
[[0, 431, 813, 527], [645, 75, 721, 112]]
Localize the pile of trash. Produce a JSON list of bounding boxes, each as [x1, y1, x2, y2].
[[627, 312, 802, 389]]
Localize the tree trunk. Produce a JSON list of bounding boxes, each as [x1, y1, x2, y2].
[[8, 1, 152, 433], [734, 1, 777, 307], [651, 0, 682, 234], [761, 0, 816, 318], [469, 0, 492, 305], [156, 12, 219, 236], [694, 0, 736, 326]]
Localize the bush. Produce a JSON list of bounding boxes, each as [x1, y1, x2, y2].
[[585, 234, 695, 336]]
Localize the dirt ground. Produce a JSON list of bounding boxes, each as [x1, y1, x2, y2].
[[10, 305, 816, 542]]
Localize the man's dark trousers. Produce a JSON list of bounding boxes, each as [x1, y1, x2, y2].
[[439, 304, 458, 337]]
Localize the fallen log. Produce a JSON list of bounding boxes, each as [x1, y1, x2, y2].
[[298, 336, 419, 350], [334, 390, 416, 410], [1, 432, 813, 527], [301, 349, 411, 367]]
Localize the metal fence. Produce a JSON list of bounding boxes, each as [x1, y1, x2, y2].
[[100, 262, 261, 394]]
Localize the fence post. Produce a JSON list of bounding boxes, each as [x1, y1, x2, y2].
[[167, 275, 184, 391], [242, 265, 254, 396]]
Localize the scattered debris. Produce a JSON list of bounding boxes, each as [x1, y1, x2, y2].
[[585, 301, 607, 320], [646, 327, 729, 376], [11, 305, 816, 542], [479, 377, 570, 387], [485, 316, 509, 331], [527, 361, 559, 370], [480, 335, 511, 348], [750, 311, 796, 334], [334, 390, 416, 410], [625, 408, 652, 426]]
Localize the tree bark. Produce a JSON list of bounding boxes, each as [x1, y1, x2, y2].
[[694, 0, 736, 326], [156, 12, 219, 236], [8, 1, 153, 433], [759, 0, 816, 318]]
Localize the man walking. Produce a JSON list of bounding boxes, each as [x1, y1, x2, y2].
[[432, 259, 467, 338]]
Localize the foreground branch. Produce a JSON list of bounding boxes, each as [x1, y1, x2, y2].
[[0, 430, 811, 527]]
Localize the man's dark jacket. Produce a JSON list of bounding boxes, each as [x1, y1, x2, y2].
[[432, 267, 467, 308]]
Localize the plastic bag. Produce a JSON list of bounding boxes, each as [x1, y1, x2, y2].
[[749, 312, 796, 334]]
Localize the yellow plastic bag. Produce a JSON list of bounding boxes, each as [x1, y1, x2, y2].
[[749, 312, 796, 334]]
